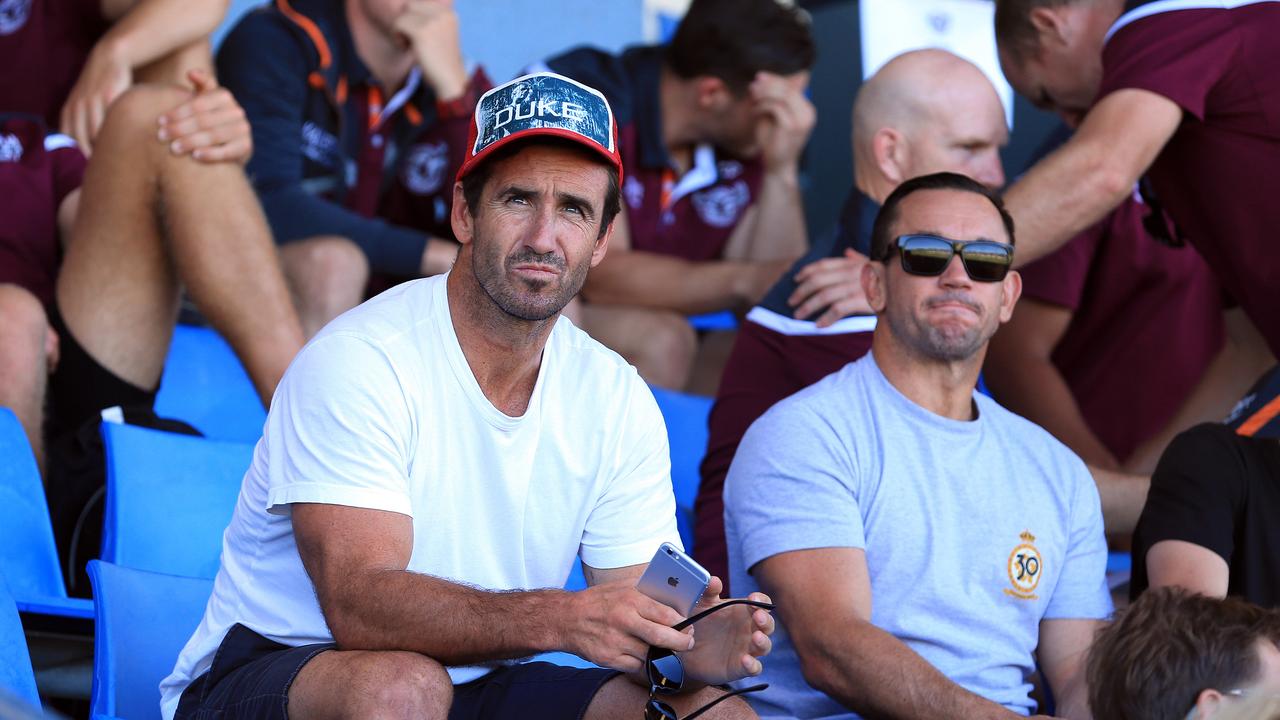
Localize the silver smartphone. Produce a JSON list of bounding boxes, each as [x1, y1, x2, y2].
[[636, 542, 711, 617]]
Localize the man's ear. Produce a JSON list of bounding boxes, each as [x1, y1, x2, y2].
[[997, 269, 1023, 323], [863, 260, 888, 314], [1029, 6, 1070, 50], [695, 76, 734, 112], [451, 181, 474, 246], [590, 219, 613, 268], [1191, 688, 1228, 719], [872, 128, 909, 187]]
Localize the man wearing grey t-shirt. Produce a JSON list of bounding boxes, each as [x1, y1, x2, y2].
[[725, 172, 1111, 719]]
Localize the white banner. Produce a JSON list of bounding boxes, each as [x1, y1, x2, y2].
[[860, 0, 1015, 128]]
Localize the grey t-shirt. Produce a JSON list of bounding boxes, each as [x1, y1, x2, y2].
[[725, 354, 1112, 719]]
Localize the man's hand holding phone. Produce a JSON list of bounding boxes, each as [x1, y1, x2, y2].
[[635, 543, 775, 686]]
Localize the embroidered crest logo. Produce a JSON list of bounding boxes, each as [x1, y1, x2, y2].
[[717, 159, 743, 180], [691, 180, 749, 228], [0, 0, 31, 35], [624, 174, 644, 208], [300, 122, 339, 168], [402, 141, 449, 195], [0, 133, 23, 162], [1004, 530, 1042, 600]]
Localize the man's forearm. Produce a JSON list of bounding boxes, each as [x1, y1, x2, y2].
[[736, 172, 808, 261], [1004, 139, 1131, 268], [582, 250, 781, 315], [1006, 89, 1182, 267], [322, 567, 571, 665], [801, 622, 1018, 720]]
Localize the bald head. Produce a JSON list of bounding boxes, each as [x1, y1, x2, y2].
[[852, 49, 1008, 199]]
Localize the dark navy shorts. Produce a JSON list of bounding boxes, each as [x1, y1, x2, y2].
[[174, 623, 622, 719]]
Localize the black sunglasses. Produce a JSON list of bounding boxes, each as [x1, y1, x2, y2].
[[645, 598, 776, 720], [884, 234, 1014, 283]]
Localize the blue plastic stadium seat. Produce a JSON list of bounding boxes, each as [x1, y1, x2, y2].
[[688, 310, 738, 332], [648, 387, 714, 552], [0, 576, 41, 712], [87, 561, 213, 720], [0, 408, 93, 620], [101, 422, 253, 579], [154, 324, 266, 444]]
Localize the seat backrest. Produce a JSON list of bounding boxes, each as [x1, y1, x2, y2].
[[0, 576, 40, 711], [0, 408, 69, 601], [154, 324, 266, 444], [88, 560, 213, 720], [101, 422, 253, 579], [649, 388, 714, 550]]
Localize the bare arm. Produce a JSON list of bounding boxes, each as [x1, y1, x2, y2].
[[754, 548, 1025, 720], [1090, 466, 1150, 537], [719, 72, 815, 262], [291, 502, 694, 670], [581, 207, 791, 315], [1125, 308, 1275, 474], [1144, 539, 1230, 597], [1037, 618, 1104, 720], [984, 298, 1120, 469], [61, 0, 229, 150], [1005, 89, 1182, 266]]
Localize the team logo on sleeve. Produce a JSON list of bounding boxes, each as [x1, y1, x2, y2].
[[1003, 530, 1043, 600], [0, 0, 31, 35], [300, 122, 339, 168], [624, 174, 645, 208], [402, 141, 449, 195], [0, 133, 23, 162], [691, 180, 750, 228]]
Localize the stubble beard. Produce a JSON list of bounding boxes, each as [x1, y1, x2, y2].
[[472, 243, 589, 322]]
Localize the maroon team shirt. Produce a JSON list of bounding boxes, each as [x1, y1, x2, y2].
[[1098, 2, 1280, 356], [1017, 195, 1224, 462], [0, 0, 109, 124], [0, 115, 85, 308]]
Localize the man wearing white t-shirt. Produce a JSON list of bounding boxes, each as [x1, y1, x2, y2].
[[725, 172, 1112, 719], [161, 72, 774, 720]]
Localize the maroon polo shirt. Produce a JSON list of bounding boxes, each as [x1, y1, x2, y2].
[[0, 115, 85, 308], [0, 0, 108, 124], [1099, 2, 1280, 356], [1017, 195, 1224, 462]]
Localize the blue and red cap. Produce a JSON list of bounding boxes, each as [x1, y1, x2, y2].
[[456, 72, 623, 183]]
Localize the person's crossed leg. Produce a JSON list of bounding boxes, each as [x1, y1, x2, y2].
[[53, 80, 303, 424]]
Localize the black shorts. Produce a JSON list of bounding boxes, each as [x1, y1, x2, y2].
[[175, 624, 622, 720]]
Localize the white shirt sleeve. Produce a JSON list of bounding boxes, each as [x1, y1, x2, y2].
[[579, 378, 681, 570], [264, 332, 415, 517]]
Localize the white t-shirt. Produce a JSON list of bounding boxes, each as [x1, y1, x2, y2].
[[160, 274, 680, 719]]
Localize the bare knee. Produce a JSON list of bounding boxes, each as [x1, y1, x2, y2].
[[99, 84, 191, 145], [680, 685, 757, 719], [280, 236, 369, 334], [0, 284, 50, 344], [297, 651, 453, 720], [637, 312, 697, 389]]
